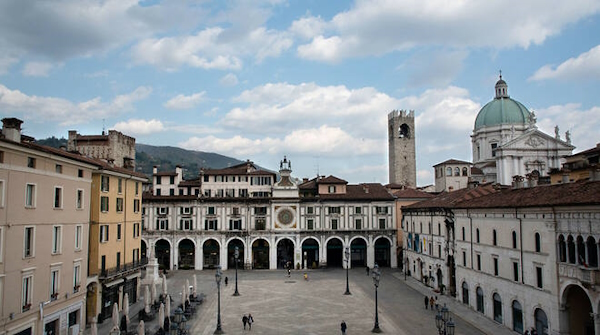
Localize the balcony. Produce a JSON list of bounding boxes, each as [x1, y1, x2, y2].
[[99, 257, 148, 281], [559, 263, 600, 286]]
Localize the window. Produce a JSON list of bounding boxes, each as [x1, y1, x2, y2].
[[22, 275, 33, 311], [205, 219, 217, 231], [306, 206, 314, 214], [24, 227, 34, 257], [491, 143, 498, 157], [462, 227, 465, 240], [462, 282, 469, 304], [116, 198, 123, 212], [493, 257, 498, 276], [462, 167, 468, 176], [329, 206, 341, 214], [307, 219, 314, 230], [231, 207, 240, 215], [379, 218, 386, 229], [476, 254, 481, 270], [438, 245, 441, 257], [133, 199, 140, 213], [558, 235, 566, 262], [78, 169, 84, 178], [52, 226, 62, 254], [331, 219, 338, 230], [239, 189, 248, 197], [328, 185, 336, 193], [535, 233, 541, 252], [255, 218, 266, 230], [73, 264, 81, 293], [117, 224, 122, 240], [101, 175, 109, 192], [355, 219, 362, 230], [156, 176, 162, 185], [208, 206, 217, 215], [118, 178, 123, 194], [158, 207, 168, 215], [229, 219, 241, 230], [25, 184, 36, 207], [100, 196, 109, 212], [446, 167, 452, 176], [512, 301, 523, 333], [492, 229, 497, 246], [513, 262, 519, 281], [116, 252, 121, 270], [156, 219, 169, 230], [512, 231, 517, 248], [133, 223, 140, 238], [170, 176, 175, 184], [454, 167, 460, 176], [100, 225, 109, 242], [75, 225, 82, 250], [493, 293, 502, 323], [53, 187, 63, 208], [476, 287, 484, 313], [0, 151, 3, 163], [476, 228, 480, 243], [50, 269, 59, 300], [462, 251, 466, 266], [27, 157, 36, 168], [536, 266, 543, 288], [170, 189, 175, 196], [376, 206, 388, 214], [0, 180, 4, 207], [133, 248, 140, 263], [181, 207, 192, 215], [156, 189, 161, 196], [355, 206, 361, 214], [76, 189, 84, 209], [135, 182, 139, 196], [181, 219, 193, 230], [55, 164, 62, 174]]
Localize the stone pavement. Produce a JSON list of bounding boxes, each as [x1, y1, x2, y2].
[[87, 268, 515, 335]]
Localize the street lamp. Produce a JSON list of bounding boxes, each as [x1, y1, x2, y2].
[[214, 266, 223, 334], [435, 303, 455, 335], [344, 246, 351, 295], [371, 263, 381, 333], [234, 246, 240, 296]]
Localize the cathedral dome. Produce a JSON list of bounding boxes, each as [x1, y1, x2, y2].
[[474, 75, 531, 130]]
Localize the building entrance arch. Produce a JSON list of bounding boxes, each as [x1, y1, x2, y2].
[[178, 239, 195, 269], [277, 238, 295, 269], [202, 239, 220, 269], [227, 239, 245, 269], [374, 238, 391, 267], [301, 238, 319, 269], [327, 238, 343, 267], [252, 239, 270, 269], [155, 239, 171, 270], [436, 268, 443, 292], [562, 284, 593, 334], [350, 238, 367, 267]]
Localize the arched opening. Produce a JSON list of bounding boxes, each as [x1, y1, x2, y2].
[[577, 236, 585, 265], [86, 282, 99, 323], [141, 240, 147, 259], [302, 238, 319, 269], [535, 233, 541, 252], [155, 239, 171, 270], [476, 287, 484, 313], [252, 239, 270, 269], [374, 238, 391, 267], [535, 308, 549, 335], [227, 239, 245, 269], [587, 236, 598, 267], [462, 282, 469, 304], [326, 239, 344, 267], [178, 239, 195, 270], [350, 238, 367, 267], [202, 239, 220, 269], [277, 238, 295, 269], [567, 235, 575, 263], [454, 167, 460, 176], [462, 167, 468, 176], [436, 268, 443, 292], [512, 300, 523, 333], [399, 124, 410, 138], [562, 285, 594, 334], [558, 235, 566, 262], [493, 293, 502, 323]]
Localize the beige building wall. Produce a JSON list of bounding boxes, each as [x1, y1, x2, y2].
[[0, 138, 94, 335]]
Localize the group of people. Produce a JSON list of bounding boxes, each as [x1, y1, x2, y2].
[[242, 314, 254, 330], [524, 328, 538, 335], [424, 295, 439, 311]]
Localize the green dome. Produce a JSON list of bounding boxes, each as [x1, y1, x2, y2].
[[474, 75, 531, 130]]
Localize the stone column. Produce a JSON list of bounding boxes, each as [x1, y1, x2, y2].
[[220, 238, 228, 270], [195, 238, 203, 270], [270, 236, 277, 270], [367, 236, 375, 269]]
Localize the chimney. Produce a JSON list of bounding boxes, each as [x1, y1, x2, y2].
[[153, 166, 158, 175], [512, 175, 524, 189], [303, 178, 308, 183], [2, 118, 23, 142], [561, 173, 570, 184]]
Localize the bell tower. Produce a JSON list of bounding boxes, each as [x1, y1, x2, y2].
[[388, 110, 417, 188]]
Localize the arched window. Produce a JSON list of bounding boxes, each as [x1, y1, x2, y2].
[[493, 293, 502, 322], [558, 235, 566, 262], [512, 231, 517, 249], [462, 167, 468, 176], [446, 167, 452, 176], [454, 167, 460, 176], [512, 300, 523, 333], [462, 282, 469, 304], [535, 233, 541, 252], [399, 124, 410, 138], [476, 287, 484, 313], [462, 227, 465, 240], [534, 309, 548, 335], [476, 228, 480, 243], [577, 235, 585, 265], [587, 237, 598, 267], [567, 235, 576, 264], [493, 229, 497, 246]]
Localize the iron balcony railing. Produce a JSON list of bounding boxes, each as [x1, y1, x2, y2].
[[99, 257, 148, 280]]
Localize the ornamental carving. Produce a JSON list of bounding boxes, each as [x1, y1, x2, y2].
[[525, 136, 545, 148]]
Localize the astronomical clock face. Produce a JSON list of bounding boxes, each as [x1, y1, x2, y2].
[[275, 206, 296, 228]]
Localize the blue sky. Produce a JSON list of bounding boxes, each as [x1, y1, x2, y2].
[[1, 0, 599, 186]]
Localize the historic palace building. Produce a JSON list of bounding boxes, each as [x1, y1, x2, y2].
[[142, 157, 398, 272]]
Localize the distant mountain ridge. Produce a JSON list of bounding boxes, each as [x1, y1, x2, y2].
[[35, 137, 244, 179]]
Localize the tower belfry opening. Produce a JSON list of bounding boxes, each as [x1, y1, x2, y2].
[[388, 110, 416, 188]]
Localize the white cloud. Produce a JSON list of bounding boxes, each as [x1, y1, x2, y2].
[[219, 73, 239, 86], [529, 45, 600, 81], [22, 62, 54, 77], [296, 0, 600, 62], [289, 15, 328, 40], [0, 56, 18, 75], [164, 92, 206, 110], [0, 83, 151, 125], [113, 119, 165, 135], [535, 103, 600, 152]]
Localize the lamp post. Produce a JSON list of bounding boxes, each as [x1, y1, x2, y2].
[[233, 246, 240, 296], [371, 263, 381, 333], [435, 303, 455, 335], [344, 246, 351, 295], [214, 266, 223, 334]]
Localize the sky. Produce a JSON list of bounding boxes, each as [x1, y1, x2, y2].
[[1, 0, 600, 186]]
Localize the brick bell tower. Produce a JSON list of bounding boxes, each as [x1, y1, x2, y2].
[[388, 110, 417, 188]]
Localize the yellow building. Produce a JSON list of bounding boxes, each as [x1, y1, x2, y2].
[[550, 143, 600, 184]]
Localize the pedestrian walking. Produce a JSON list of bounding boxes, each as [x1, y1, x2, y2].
[[435, 296, 439, 311], [524, 330, 530, 335], [242, 314, 248, 330], [248, 313, 254, 330], [225, 276, 228, 286], [287, 268, 291, 277], [424, 295, 429, 309], [531, 328, 537, 335], [340, 320, 347, 334], [430, 296, 435, 311]]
